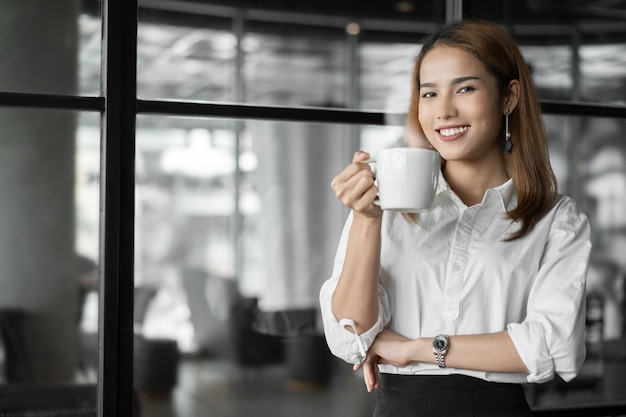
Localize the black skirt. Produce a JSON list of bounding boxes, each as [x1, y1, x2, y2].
[[373, 373, 533, 417]]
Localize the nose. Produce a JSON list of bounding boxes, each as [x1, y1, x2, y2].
[[435, 95, 457, 120]]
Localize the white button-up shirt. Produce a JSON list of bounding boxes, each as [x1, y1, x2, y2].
[[320, 174, 591, 384]]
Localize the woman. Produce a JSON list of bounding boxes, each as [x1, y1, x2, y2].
[[319, 20, 591, 416]]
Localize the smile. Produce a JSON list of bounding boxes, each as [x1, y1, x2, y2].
[[438, 126, 469, 137]]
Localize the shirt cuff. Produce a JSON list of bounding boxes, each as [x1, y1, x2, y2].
[[507, 322, 555, 383], [320, 302, 386, 365]]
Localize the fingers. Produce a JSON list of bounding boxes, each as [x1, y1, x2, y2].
[[331, 151, 380, 213], [361, 354, 381, 393], [352, 150, 372, 163], [331, 152, 373, 188]]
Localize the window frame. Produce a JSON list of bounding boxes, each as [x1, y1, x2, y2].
[[2, 0, 626, 415]]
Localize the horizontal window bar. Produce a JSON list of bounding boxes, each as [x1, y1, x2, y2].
[[138, 99, 397, 125], [541, 99, 626, 118], [0, 92, 104, 112], [3, 92, 626, 123]]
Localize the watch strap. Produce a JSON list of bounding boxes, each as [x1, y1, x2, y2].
[[435, 352, 446, 368]]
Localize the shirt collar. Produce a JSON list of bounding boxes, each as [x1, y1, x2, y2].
[[488, 177, 517, 212], [436, 171, 518, 212]]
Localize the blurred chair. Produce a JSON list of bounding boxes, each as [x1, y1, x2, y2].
[[133, 285, 179, 399], [182, 269, 284, 366], [0, 308, 36, 383]]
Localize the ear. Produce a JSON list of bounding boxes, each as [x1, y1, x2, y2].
[[503, 80, 520, 113]]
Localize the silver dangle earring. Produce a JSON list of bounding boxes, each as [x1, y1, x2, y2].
[[502, 109, 513, 153]]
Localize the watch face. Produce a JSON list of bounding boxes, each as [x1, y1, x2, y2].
[[433, 335, 448, 353]]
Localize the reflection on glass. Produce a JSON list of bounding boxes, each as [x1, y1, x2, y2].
[[137, 21, 236, 101], [78, 14, 103, 96], [359, 42, 419, 112], [580, 44, 626, 105], [243, 31, 347, 107], [521, 45, 573, 100], [0, 108, 100, 413], [521, 42, 626, 105]]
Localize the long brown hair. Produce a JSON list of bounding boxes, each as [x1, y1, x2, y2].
[[405, 19, 558, 240]]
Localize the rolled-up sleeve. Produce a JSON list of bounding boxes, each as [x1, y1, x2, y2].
[[319, 213, 391, 364], [508, 199, 591, 383]]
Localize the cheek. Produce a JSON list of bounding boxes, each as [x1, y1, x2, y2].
[[483, 111, 505, 138], [417, 108, 440, 143], [417, 106, 431, 129]]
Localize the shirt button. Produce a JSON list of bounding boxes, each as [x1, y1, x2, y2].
[[573, 281, 583, 289], [454, 264, 462, 272]]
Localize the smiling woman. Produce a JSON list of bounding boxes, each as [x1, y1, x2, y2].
[[321, 19, 592, 417]]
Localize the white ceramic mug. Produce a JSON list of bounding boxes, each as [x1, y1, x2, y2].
[[368, 147, 440, 212]]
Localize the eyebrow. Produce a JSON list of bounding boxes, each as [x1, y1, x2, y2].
[[419, 76, 480, 89]]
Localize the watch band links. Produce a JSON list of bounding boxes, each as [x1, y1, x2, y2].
[[435, 353, 446, 368]]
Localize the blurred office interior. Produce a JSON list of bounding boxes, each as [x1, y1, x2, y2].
[[1, 0, 626, 415]]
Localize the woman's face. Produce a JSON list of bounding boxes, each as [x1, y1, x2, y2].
[[418, 46, 506, 165]]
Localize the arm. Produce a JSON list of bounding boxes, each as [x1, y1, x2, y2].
[[331, 214, 382, 332], [508, 200, 591, 383], [319, 151, 391, 364], [329, 151, 383, 333], [357, 329, 528, 392]]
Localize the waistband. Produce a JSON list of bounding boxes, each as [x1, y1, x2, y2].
[[380, 373, 519, 393]]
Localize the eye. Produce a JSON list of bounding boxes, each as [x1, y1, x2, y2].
[[457, 86, 475, 94], [421, 91, 436, 98]]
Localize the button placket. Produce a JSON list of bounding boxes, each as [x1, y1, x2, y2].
[[443, 209, 475, 321]]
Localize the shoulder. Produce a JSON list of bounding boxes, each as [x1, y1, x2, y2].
[[539, 195, 591, 248], [551, 195, 589, 229]]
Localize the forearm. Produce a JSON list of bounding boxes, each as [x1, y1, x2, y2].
[[409, 331, 528, 373], [359, 330, 529, 393], [331, 213, 382, 333]]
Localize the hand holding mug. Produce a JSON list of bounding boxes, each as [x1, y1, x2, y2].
[[331, 151, 382, 216]]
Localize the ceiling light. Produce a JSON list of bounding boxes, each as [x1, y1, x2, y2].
[[395, 1, 415, 13], [346, 22, 361, 35]]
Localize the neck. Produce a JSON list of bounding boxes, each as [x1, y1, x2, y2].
[[443, 160, 509, 206]]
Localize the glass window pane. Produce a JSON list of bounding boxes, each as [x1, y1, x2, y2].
[[79, 12, 103, 96], [134, 115, 406, 415], [137, 13, 349, 108], [521, 45, 573, 101], [243, 29, 347, 107], [0, 108, 100, 412], [580, 44, 626, 105], [359, 42, 419, 112], [137, 20, 236, 101], [525, 41, 626, 105], [0, 2, 100, 96]]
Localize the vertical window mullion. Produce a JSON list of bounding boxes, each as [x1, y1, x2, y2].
[[99, 0, 138, 416]]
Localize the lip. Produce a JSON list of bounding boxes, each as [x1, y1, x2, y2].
[[435, 125, 470, 141]]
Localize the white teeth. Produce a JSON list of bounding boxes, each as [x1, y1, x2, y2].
[[439, 126, 469, 137]]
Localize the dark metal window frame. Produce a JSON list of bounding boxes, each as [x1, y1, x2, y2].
[[2, 1, 626, 416]]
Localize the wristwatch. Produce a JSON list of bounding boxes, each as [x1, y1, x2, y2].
[[432, 334, 449, 368]]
